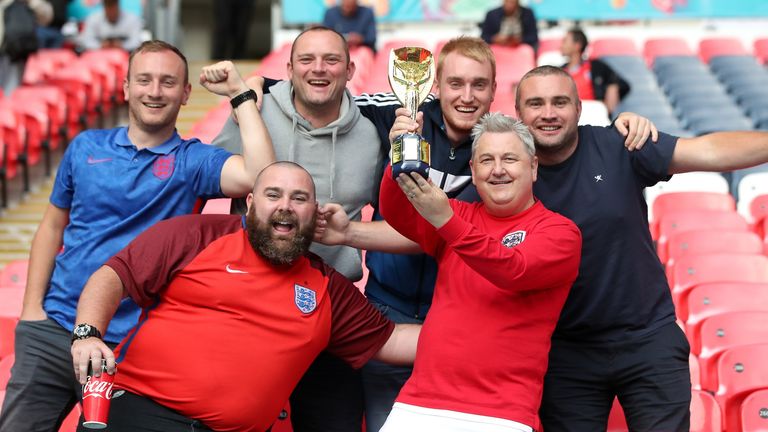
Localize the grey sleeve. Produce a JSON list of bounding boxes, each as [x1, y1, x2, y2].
[[211, 115, 243, 154]]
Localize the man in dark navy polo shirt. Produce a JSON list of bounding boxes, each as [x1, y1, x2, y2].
[[516, 65, 768, 431]]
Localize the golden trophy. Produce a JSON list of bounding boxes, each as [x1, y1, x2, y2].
[[388, 47, 435, 179]]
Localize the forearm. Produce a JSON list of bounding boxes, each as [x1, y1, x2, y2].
[[74, 266, 125, 333], [373, 323, 420, 365], [603, 84, 620, 116], [345, 220, 421, 253], [21, 205, 68, 318], [670, 132, 768, 174], [236, 97, 275, 186]]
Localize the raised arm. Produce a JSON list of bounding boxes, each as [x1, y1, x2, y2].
[[669, 131, 768, 174], [199, 61, 275, 197], [70, 266, 126, 384], [316, 203, 421, 254], [20, 204, 69, 321]]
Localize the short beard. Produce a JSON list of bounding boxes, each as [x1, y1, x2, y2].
[[246, 208, 315, 266]]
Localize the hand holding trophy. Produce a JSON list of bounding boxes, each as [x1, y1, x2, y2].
[[388, 47, 435, 179]]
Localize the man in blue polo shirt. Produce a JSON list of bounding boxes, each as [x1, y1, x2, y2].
[[0, 40, 275, 432]]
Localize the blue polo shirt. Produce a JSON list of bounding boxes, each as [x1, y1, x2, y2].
[[45, 127, 231, 342]]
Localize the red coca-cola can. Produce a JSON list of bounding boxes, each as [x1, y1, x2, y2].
[[81, 360, 117, 430]]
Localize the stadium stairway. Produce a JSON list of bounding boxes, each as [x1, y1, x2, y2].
[[0, 60, 261, 271]]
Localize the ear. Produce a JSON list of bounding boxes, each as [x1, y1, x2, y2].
[[469, 158, 477, 186], [531, 155, 538, 183], [245, 192, 254, 211], [347, 61, 356, 82], [123, 78, 129, 101], [181, 82, 192, 106], [286, 60, 293, 77]]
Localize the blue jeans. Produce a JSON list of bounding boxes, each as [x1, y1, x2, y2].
[[361, 301, 423, 432]]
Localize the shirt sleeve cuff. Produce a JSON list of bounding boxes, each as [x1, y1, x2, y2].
[[436, 212, 470, 245]]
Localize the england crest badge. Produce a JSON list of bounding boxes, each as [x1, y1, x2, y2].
[[294, 284, 317, 314], [501, 230, 527, 248]]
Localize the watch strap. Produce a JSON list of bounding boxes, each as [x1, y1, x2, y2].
[[230, 89, 258, 109]]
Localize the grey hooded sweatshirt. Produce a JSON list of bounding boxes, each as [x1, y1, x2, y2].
[[213, 80, 384, 280]]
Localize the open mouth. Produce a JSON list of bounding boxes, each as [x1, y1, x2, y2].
[[538, 124, 561, 133], [308, 79, 330, 88], [272, 220, 295, 234], [143, 102, 166, 109], [456, 106, 477, 114]]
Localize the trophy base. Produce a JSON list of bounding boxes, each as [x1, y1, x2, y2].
[[392, 133, 430, 179]]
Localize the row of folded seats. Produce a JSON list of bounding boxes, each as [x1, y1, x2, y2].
[[0, 47, 128, 208]]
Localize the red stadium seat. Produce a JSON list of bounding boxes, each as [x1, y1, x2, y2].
[[489, 91, 516, 117], [0, 259, 29, 289], [0, 354, 13, 390], [714, 343, 768, 431], [696, 311, 768, 392], [201, 198, 232, 215], [747, 194, 768, 237], [643, 37, 695, 67], [0, 103, 23, 207], [691, 353, 701, 391], [690, 389, 722, 432], [490, 44, 535, 90], [186, 100, 231, 143], [588, 37, 640, 59], [665, 230, 763, 271], [537, 37, 563, 56], [81, 48, 129, 104], [0, 316, 16, 360], [58, 404, 82, 432], [651, 191, 735, 241], [698, 37, 750, 64], [755, 38, 768, 65], [11, 85, 68, 154], [668, 254, 768, 319], [658, 210, 746, 265], [685, 282, 768, 336], [0, 286, 24, 318], [607, 397, 626, 432], [741, 389, 768, 432]]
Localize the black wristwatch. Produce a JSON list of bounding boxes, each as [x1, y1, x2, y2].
[[72, 323, 102, 343], [230, 89, 257, 109]]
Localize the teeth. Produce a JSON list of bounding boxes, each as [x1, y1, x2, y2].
[[456, 106, 476, 113], [308, 80, 329, 85], [540, 126, 559, 131], [145, 103, 163, 108]]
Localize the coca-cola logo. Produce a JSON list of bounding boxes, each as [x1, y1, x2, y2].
[[82, 376, 115, 400]]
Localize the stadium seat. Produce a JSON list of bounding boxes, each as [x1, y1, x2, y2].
[[668, 253, 768, 318], [690, 389, 722, 432], [588, 37, 640, 59], [714, 343, 768, 432], [186, 100, 231, 144], [0, 353, 12, 390], [0, 286, 24, 318], [698, 37, 750, 64], [643, 37, 694, 67], [740, 388, 768, 432], [0, 316, 16, 360], [684, 282, 768, 336], [696, 311, 768, 391], [0, 259, 29, 289], [489, 44, 535, 90], [735, 172, 768, 222], [489, 91, 516, 117], [537, 37, 563, 56], [201, 198, 232, 215], [646, 174, 731, 230], [58, 404, 82, 432], [607, 397, 626, 432], [656, 210, 745, 264], [686, 115, 755, 136], [11, 85, 68, 158], [691, 353, 701, 391], [755, 38, 768, 65], [578, 100, 610, 126], [747, 195, 768, 238], [665, 230, 763, 270]]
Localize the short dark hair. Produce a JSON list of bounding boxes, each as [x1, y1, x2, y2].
[[568, 28, 589, 55], [127, 40, 189, 84], [515, 65, 576, 108], [291, 26, 350, 64]]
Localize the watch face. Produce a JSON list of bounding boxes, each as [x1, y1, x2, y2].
[[75, 324, 92, 338]]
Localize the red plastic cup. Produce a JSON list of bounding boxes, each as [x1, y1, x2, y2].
[[81, 360, 117, 429]]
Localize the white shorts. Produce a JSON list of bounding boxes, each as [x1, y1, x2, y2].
[[378, 402, 534, 432]]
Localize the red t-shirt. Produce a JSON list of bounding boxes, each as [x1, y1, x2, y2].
[[380, 167, 582, 429], [567, 61, 596, 100], [106, 214, 394, 432]]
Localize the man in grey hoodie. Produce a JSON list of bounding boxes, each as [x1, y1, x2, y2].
[[212, 26, 382, 432]]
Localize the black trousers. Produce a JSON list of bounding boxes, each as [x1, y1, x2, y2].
[[540, 322, 692, 432]]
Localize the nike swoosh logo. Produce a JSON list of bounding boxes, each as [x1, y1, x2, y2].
[[87, 157, 113, 164], [225, 264, 248, 274]]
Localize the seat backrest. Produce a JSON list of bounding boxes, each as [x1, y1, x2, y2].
[[699, 37, 750, 63], [669, 254, 768, 318], [658, 210, 746, 265], [715, 343, 768, 432], [646, 175, 731, 231], [697, 311, 768, 391], [737, 173, 768, 222], [644, 37, 694, 67], [0, 354, 13, 390], [665, 230, 763, 270], [691, 389, 722, 432], [0, 316, 17, 361], [0, 259, 29, 289], [755, 38, 768, 65], [0, 286, 24, 318], [588, 37, 640, 59], [741, 388, 768, 432], [685, 282, 768, 331]]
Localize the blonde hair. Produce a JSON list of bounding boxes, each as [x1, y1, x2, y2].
[[437, 36, 496, 82]]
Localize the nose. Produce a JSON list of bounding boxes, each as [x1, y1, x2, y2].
[[147, 80, 162, 97], [491, 159, 505, 176], [541, 102, 556, 119], [460, 84, 474, 103], [311, 58, 325, 73]]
